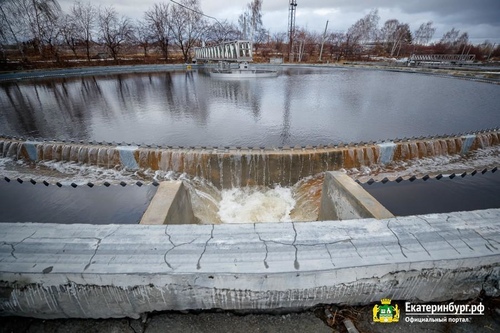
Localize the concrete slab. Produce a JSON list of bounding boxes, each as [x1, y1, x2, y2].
[[0, 209, 499, 319], [319, 171, 394, 220], [140, 181, 197, 225]]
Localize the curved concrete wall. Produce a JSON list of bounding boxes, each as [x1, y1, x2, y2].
[[0, 209, 499, 319], [1, 130, 499, 188]]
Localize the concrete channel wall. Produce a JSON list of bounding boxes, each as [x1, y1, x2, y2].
[[1, 209, 499, 319], [319, 172, 394, 220], [140, 181, 197, 225], [1, 130, 499, 188], [140, 172, 394, 225]]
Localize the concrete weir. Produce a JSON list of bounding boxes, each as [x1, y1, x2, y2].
[[0, 209, 499, 319], [1, 130, 499, 188], [1, 132, 500, 319], [139, 171, 393, 225]]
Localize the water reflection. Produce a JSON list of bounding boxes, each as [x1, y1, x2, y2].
[[0, 180, 156, 224], [363, 171, 500, 216], [281, 75, 293, 145], [0, 68, 499, 147], [208, 77, 262, 120]]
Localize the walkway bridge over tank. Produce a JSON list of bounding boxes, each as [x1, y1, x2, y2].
[[194, 40, 253, 63], [408, 53, 476, 66]]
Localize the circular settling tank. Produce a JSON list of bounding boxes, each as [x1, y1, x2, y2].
[[1, 66, 499, 147], [1, 65, 499, 224]]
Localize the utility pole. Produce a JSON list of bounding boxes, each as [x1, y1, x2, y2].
[[318, 20, 329, 62], [487, 43, 496, 62], [288, 1, 297, 62]]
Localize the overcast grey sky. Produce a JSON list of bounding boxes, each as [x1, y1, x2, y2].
[[59, 0, 500, 44]]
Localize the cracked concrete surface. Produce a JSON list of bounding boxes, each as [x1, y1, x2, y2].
[[1, 231, 37, 260], [197, 225, 214, 270], [0, 209, 499, 319], [386, 219, 408, 258], [164, 225, 197, 270]]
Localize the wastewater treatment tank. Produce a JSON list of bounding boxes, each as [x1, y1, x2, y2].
[[1, 66, 499, 147], [0, 65, 499, 224], [0, 179, 156, 224], [361, 169, 500, 217]]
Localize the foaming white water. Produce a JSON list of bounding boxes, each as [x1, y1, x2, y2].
[[1, 144, 499, 224], [349, 145, 500, 182], [0, 158, 138, 185], [218, 186, 296, 224]]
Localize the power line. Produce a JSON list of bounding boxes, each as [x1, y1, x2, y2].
[[169, 0, 223, 27]]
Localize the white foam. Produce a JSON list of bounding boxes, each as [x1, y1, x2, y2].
[[218, 185, 296, 224], [0, 158, 136, 185], [351, 145, 500, 182]]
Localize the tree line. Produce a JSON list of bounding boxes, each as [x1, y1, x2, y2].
[[285, 9, 498, 62], [0, 0, 498, 65]]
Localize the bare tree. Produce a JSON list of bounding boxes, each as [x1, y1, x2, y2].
[[0, 1, 26, 59], [381, 19, 399, 50], [98, 6, 134, 61], [439, 28, 469, 53], [168, 0, 206, 63], [480, 41, 496, 61], [59, 14, 79, 57], [414, 21, 435, 47], [325, 32, 345, 61], [144, 3, 170, 61], [271, 31, 287, 55], [344, 9, 380, 59], [381, 19, 411, 56], [71, 1, 97, 61], [456, 32, 470, 54], [204, 20, 240, 44], [238, 0, 263, 42], [295, 28, 321, 60], [290, 27, 319, 62], [253, 28, 270, 51], [43, 11, 63, 60], [134, 19, 155, 58], [440, 28, 460, 46], [13, 0, 62, 56]]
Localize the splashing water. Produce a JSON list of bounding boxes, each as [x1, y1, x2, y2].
[[150, 170, 320, 224], [218, 186, 296, 224], [1, 145, 499, 224]]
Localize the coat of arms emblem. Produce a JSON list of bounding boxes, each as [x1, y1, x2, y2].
[[373, 298, 400, 323]]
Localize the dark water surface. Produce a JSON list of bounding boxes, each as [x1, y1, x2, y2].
[[0, 180, 156, 224], [1, 67, 499, 147], [362, 170, 500, 216]]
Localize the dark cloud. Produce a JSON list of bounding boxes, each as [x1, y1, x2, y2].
[[397, 0, 500, 26], [270, 0, 500, 27], [57, 0, 500, 43]]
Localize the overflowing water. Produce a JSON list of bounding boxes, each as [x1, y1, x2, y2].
[[1, 66, 500, 223], [1, 145, 499, 223], [218, 186, 295, 223], [158, 173, 321, 224]]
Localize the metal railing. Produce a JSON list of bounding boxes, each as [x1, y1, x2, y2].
[[409, 54, 476, 65], [194, 40, 253, 63]]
